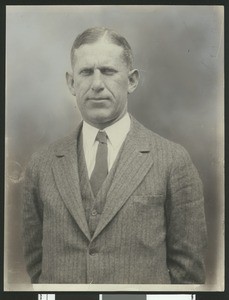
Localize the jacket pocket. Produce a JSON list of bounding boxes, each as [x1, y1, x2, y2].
[[131, 194, 165, 206]]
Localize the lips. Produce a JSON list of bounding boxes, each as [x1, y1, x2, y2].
[[87, 97, 109, 100]]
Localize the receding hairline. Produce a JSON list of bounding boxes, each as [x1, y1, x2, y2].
[[70, 27, 134, 70], [71, 37, 129, 68]]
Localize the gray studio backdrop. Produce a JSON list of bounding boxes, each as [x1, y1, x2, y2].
[[5, 6, 224, 289]]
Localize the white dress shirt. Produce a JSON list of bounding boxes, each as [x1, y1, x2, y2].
[[82, 113, 131, 178]]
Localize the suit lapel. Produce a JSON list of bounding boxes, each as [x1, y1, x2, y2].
[[92, 118, 154, 240], [52, 124, 91, 241]]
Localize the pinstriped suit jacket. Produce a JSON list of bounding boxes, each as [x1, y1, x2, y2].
[[22, 117, 207, 284]]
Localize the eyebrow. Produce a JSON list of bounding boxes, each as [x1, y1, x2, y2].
[[78, 65, 118, 72]]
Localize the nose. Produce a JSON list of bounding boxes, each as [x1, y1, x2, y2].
[[91, 70, 104, 92]]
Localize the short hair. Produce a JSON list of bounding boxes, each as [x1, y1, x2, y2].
[[70, 27, 134, 70]]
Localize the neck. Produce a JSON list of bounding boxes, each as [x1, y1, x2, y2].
[[85, 112, 128, 130]]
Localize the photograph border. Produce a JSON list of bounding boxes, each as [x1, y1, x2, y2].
[[1, 0, 228, 299]]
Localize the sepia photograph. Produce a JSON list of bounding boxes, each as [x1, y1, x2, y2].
[[5, 5, 224, 292]]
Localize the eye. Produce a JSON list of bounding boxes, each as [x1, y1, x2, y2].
[[79, 68, 93, 76], [100, 68, 117, 76]]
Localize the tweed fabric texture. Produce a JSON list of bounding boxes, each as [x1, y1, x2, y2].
[[22, 117, 207, 284]]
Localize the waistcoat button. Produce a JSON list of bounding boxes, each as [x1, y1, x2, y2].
[[89, 249, 97, 256], [91, 209, 97, 216]]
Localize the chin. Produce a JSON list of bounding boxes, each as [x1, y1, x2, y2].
[[87, 112, 114, 125], [93, 117, 112, 127]]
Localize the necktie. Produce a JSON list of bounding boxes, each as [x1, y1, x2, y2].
[[90, 131, 108, 196]]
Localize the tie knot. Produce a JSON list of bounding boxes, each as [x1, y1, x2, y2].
[[96, 131, 107, 144]]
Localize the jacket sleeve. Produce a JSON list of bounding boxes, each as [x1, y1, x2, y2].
[[22, 153, 43, 283], [166, 146, 207, 284]]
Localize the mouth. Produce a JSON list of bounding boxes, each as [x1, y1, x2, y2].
[[87, 97, 109, 101]]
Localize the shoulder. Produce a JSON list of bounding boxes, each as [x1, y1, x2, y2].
[[133, 119, 201, 183], [132, 116, 191, 162], [25, 131, 78, 172]]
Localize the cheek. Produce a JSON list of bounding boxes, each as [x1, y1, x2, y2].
[[105, 77, 128, 94], [74, 79, 90, 95]]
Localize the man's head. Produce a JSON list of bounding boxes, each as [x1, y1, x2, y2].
[[66, 27, 139, 129]]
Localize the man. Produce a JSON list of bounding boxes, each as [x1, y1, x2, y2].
[[23, 27, 207, 284]]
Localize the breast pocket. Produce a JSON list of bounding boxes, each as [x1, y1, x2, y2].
[[130, 194, 165, 218], [130, 194, 166, 246], [131, 194, 165, 206]]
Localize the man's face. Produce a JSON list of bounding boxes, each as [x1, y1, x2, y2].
[[66, 39, 138, 128]]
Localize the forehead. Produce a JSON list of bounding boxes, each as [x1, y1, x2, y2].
[[73, 40, 125, 67]]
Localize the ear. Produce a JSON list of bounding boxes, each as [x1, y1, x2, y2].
[[127, 69, 139, 94], [66, 72, 76, 96]]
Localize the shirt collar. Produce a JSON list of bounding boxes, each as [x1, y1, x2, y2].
[[82, 121, 99, 150], [82, 113, 131, 149], [105, 113, 130, 149]]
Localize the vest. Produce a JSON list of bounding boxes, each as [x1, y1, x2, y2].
[[77, 130, 121, 237]]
